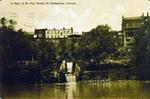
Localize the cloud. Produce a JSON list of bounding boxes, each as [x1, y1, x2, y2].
[[114, 4, 127, 14], [35, 7, 92, 32], [1, 0, 150, 32]]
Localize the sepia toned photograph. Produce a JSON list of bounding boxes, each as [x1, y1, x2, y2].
[[0, 0, 150, 99]]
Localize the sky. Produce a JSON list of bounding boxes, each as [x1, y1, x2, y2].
[[0, 0, 150, 33]]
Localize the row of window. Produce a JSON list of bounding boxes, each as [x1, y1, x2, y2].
[[47, 32, 66, 36], [125, 22, 144, 28], [47, 35, 67, 38], [47, 33, 68, 37], [126, 32, 134, 37], [38, 33, 67, 38], [47, 30, 71, 34]]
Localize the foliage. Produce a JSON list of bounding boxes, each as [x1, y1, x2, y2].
[[0, 17, 57, 84], [134, 19, 150, 80], [79, 25, 117, 66], [0, 17, 139, 84]]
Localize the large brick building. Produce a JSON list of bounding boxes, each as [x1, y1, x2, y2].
[[34, 27, 73, 39], [122, 13, 150, 48]]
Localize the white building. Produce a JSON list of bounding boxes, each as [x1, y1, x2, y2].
[[35, 27, 73, 39]]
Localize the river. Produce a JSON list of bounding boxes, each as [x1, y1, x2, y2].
[[1, 80, 150, 99]]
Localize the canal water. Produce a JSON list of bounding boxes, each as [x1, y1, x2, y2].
[[1, 80, 150, 99]]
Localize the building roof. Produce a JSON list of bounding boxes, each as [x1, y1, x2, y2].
[[35, 29, 48, 31], [68, 34, 82, 38], [123, 16, 144, 21], [35, 27, 73, 31]]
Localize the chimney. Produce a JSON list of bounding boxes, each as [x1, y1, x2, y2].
[[122, 15, 124, 19], [142, 12, 144, 17], [71, 27, 73, 34]]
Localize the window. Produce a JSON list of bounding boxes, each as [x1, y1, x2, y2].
[[126, 23, 129, 27], [145, 19, 148, 22], [137, 23, 139, 26], [127, 32, 134, 37], [126, 38, 130, 42], [132, 23, 135, 27], [38, 34, 42, 38], [119, 36, 122, 39]]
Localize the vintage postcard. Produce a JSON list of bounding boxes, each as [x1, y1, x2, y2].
[[0, 0, 150, 99]]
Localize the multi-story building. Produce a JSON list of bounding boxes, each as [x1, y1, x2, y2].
[[122, 13, 150, 48], [34, 27, 73, 39]]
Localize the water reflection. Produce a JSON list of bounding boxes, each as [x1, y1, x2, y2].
[[1, 80, 150, 99], [66, 82, 76, 99]]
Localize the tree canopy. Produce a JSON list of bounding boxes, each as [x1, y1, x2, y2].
[[79, 25, 117, 65]]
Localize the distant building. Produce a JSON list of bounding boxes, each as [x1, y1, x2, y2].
[[34, 29, 47, 39], [34, 27, 73, 39], [122, 12, 150, 47]]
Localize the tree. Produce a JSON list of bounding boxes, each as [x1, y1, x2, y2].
[[79, 25, 117, 67], [0, 18, 34, 84], [134, 18, 150, 80], [55, 39, 70, 61], [31, 39, 58, 83], [0, 29, 33, 61], [0, 17, 7, 27], [33, 39, 56, 68]]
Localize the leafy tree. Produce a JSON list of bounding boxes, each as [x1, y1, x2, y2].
[[134, 18, 150, 80], [34, 40, 55, 60], [79, 25, 117, 67], [55, 39, 70, 61], [0, 17, 34, 83], [0, 28, 33, 61], [0, 17, 7, 27]]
